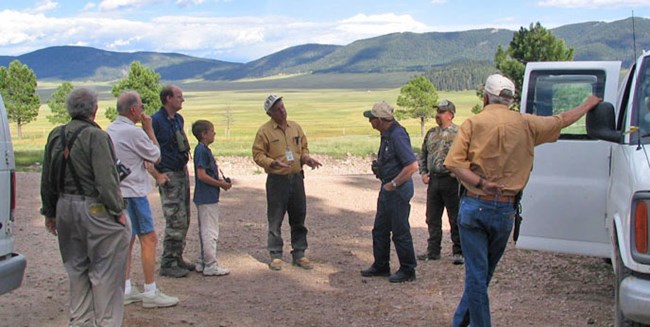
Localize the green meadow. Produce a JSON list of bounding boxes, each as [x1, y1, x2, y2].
[[11, 86, 481, 168]]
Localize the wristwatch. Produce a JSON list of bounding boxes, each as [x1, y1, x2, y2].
[[391, 180, 397, 188]]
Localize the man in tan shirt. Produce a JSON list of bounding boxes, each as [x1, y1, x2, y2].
[[252, 95, 322, 271], [444, 74, 601, 327]]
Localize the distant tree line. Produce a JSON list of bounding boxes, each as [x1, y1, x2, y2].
[[423, 60, 498, 91]]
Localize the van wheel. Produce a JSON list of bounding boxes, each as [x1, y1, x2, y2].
[[614, 241, 647, 326]]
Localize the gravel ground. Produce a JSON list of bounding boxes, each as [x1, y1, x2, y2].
[[0, 155, 614, 326]]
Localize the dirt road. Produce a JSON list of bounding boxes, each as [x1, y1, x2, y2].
[[1, 156, 614, 326]]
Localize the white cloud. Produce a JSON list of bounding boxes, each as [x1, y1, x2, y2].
[[31, 0, 58, 14], [176, 0, 205, 6], [98, 0, 160, 11], [83, 2, 97, 10], [337, 13, 429, 36], [538, 0, 650, 7], [430, 0, 447, 4]]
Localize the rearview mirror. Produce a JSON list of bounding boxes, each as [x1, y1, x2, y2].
[[586, 102, 623, 143]]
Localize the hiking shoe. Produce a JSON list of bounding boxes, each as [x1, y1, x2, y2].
[[178, 260, 196, 272], [360, 266, 391, 277], [269, 258, 283, 271], [124, 287, 143, 305], [452, 254, 464, 265], [195, 262, 204, 273], [416, 253, 441, 261], [160, 266, 190, 278], [203, 264, 230, 276], [142, 289, 179, 308], [292, 257, 313, 270], [389, 270, 416, 283]]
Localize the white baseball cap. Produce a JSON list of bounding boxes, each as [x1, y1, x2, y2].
[[484, 74, 516, 97], [263, 94, 283, 112]]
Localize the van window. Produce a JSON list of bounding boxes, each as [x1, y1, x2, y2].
[[632, 57, 650, 144], [525, 70, 607, 139]]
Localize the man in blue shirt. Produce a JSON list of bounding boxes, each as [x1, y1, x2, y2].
[[150, 85, 193, 278], [360, 101, 419, 283]]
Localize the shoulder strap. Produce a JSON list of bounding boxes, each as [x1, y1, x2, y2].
[[61, 124, 92, 194], [57, 126, 67, 192]]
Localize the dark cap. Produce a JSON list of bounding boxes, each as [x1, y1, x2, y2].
[[435, 100, 455, 115]]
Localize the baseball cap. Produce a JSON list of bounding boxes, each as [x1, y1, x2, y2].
[[435, 100, 456, 115], [363, 101, 394, 120], [263, 94, 283, 112], [484, 74, 516, 98]]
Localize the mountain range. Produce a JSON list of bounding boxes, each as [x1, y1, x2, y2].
[[1, 17, 648, 88]]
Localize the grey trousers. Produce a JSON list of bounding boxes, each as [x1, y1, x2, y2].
[[265, 172, 308, 261], [56, 194, 129, 327]]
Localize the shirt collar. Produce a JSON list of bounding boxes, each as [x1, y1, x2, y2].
[[484, 103, 510, 111], [271, 119, 292, 130], [115, 115, 135, 126], [381, 120, 398, 136]]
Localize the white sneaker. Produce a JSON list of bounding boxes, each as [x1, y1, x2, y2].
[[142, 289, 179, 308], [124, 287, 143, 305], [202, 264, 230, 276], [195, 262, 204, 273]]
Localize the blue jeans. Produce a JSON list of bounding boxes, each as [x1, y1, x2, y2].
[[371, 180, 417, 273], [452, 196, 515, 327]]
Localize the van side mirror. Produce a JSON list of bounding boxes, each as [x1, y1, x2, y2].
[[586, 102, 623, 143]]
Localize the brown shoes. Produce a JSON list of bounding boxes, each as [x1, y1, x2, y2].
[[269, 258, 283, 271], [269, 257, 313, 270], [292, 257, 313, 270]]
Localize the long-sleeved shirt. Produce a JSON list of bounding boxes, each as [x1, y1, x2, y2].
[[40, 118, 125, 217], [444, 103, 563, 196], [419, 124, 458, 175]]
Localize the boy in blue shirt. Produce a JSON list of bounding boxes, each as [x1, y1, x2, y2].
[[191, 120, 232, 276]]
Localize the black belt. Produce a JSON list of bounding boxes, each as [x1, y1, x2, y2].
[[429, 172, 451, 177]]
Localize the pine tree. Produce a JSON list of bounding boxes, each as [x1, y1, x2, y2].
[[0, 60, 41, 138], [105, 61, 162, 121], [395, 76, 439, 137], [494, 22, 574, 106], [46, 82, 74, 124]]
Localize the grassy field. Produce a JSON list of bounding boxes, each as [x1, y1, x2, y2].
[[11, 86, 481, 168]]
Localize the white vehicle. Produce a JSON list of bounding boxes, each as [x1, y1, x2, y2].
[[0, 94, 25, 295], [518, 53, 650, 326]]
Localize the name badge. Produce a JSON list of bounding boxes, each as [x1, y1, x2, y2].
[[285, 147, 294, 162]]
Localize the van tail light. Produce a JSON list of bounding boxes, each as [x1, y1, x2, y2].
[[10, 170, 15, 220], [635, 199, 649, 254]]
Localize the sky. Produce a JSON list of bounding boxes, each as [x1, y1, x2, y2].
[[1, 0, 650, 63]]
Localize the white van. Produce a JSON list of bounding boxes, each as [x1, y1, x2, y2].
[[0, 93, 25, 295], [518, 54, 650, 326]]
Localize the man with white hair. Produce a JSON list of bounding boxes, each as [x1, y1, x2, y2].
[[444, 74, 601, 327], [107, 91, 179, 308], [41, 87, 129, 326]]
